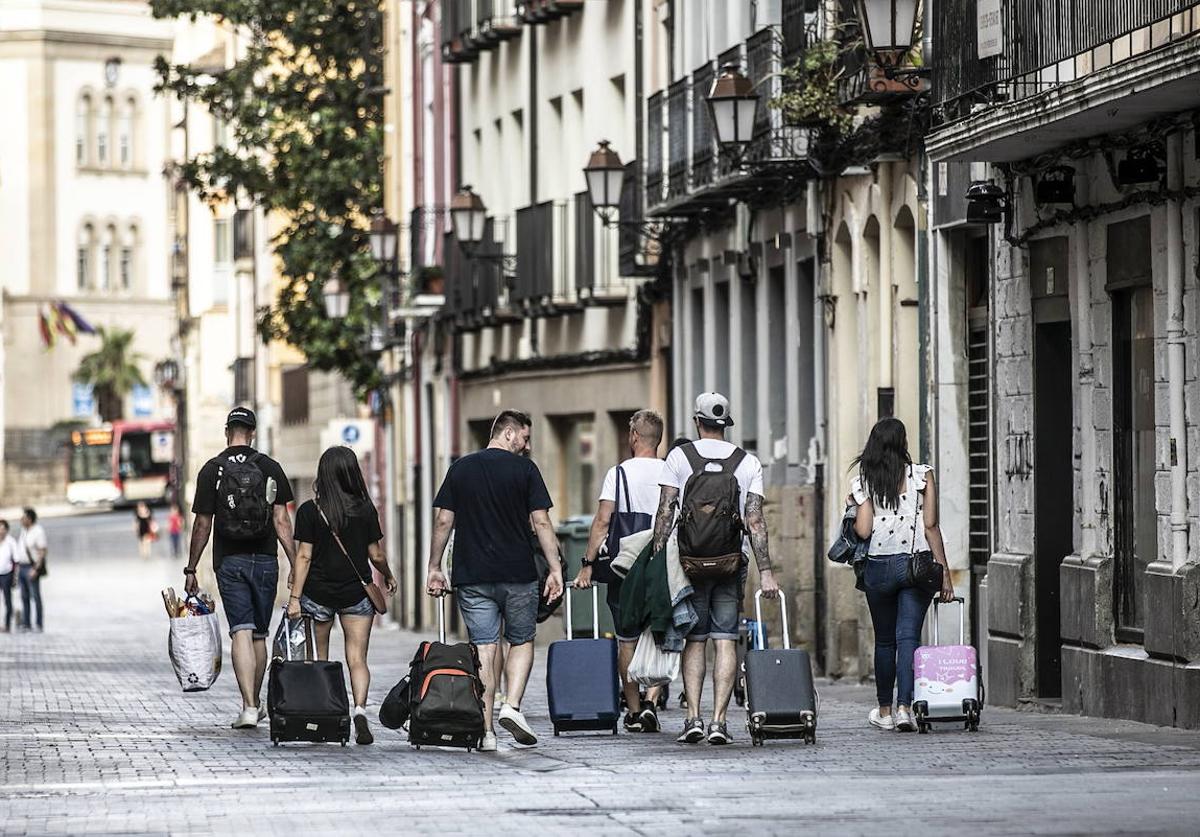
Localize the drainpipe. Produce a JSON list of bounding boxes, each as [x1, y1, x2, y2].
[[878, 162, 894, 398], [1074, 170, 1096, 559], [1166, 131, 1190, 568]]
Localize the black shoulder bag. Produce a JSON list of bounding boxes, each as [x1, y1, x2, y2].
[[904, 467, 943, 595]]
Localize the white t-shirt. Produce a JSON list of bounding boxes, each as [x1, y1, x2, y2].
[[599, 456, 666, 517], [16, 523, 47, 566], [851, 464, 932, 555], [662, 439, 765, 518], [0, 535, 16, 575]]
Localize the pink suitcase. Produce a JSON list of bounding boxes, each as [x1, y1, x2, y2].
[[913, 597, 982, 732]]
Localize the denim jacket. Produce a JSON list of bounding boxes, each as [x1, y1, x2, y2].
[[827, 504, 871, 591]]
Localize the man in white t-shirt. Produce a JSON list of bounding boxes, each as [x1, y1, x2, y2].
[[16, 507, 47, 632], [652, 393, 778, 746], [0, 519, 17, 632], [576, 409, 666, 732]]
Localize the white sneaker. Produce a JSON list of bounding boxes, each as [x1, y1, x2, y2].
[[232, 707, 259, 729], [497, 704, 537, 746], [479, 731, 498, 752], [257, 706, 268, 722], [894, 707, 917, 732], [869, 708, 896, 731]]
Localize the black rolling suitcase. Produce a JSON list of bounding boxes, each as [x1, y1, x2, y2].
[[268, 612, 351, 746], [407, 595, 486, 750], [743, 589, 818, 745]]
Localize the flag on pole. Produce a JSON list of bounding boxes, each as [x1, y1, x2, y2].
[[52, 303, 77, 344], [38, 308, 55, 349], [56, 300, 96, 335]]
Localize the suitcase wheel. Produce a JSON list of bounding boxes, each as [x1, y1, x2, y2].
[[918, 722, 930, 734], [272, 738, 279, 747], [553, 727, 560, 737], [612, 724, 619, 735]]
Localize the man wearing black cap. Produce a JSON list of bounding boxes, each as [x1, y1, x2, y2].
[[185, 407, 296, 729]]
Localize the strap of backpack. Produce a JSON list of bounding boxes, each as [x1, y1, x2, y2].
[[680, 441, 707, 474], [719, 447, 748, 474]]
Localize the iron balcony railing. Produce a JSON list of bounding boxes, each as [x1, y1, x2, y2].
[[443, 0, 523, 64], [934, 0, 1200, 124]]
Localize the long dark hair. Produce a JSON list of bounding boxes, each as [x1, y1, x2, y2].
[[313, 446, 372, 533], [851, 418, 912, 510]]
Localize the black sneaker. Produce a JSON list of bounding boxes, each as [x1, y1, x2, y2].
[[623, 711, 644, 733], [638, 703, 661, 733], [353, 713, 374, 745], [706, 721, 731, 745], [677, 717, 706, 744]]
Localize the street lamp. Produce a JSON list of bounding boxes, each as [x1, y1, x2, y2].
[[855, 0, 925, 78], [369, 211, 400, 268], [706, 63, 758, 152], [450, 185, 488, 247], [583, 140, 625, 221], [322, 270, 350, 319]]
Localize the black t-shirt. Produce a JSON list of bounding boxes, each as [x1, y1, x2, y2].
[[294, 499, 383, 609], [191, 446, 294, 568], [433, 448, 553, 586]]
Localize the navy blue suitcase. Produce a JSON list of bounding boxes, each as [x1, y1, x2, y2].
[[546, 585, 620, 735]]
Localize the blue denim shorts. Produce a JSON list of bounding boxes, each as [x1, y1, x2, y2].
[[216, 554, 278, 638], [686, 559, 747, 642], [455, 581, 539, 645], [300, 594, 374, 622]]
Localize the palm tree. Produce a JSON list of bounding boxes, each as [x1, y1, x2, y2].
[[72, 327, 147, 422]]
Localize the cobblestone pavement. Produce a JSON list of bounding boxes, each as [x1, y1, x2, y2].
[[4, 514, 1200, 835]]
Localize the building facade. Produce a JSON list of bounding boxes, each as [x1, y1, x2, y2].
[[928, 1, 1200, 726]]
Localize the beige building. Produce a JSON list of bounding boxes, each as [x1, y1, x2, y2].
[[0, 0, 176, 504]]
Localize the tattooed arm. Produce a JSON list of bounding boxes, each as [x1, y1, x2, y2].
[[744, 492, 779, 598], [651, 486, 679, 553]]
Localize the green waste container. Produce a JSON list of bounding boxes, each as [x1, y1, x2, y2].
[[556, 515, 615, 638]]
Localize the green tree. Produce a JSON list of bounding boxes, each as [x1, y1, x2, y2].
[[73, 327, 148, 422], [151, 0, 385, 393]]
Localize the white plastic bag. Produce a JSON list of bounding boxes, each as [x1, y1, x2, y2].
[[627, 628, 680, 688], [168, 612, 222, 692]]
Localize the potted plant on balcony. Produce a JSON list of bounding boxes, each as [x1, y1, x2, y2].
[[412, 265, 445, 297], [771, 39, 856, 137]]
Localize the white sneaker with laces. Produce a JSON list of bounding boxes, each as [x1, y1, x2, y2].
[[497, 704, 537, 746], [479, 731, 498, 752], [869, 708, 896, 731], [894, 707, 917, 732], [232, 707, 259, 729], [257, 705, 268, 722]]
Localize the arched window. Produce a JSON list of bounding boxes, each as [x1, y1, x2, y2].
[[76, 94, 92, 166], [99, 225, 116, 291], [120, 224, 137, 291], [77, 224, 94, 291], [97, 97, 113, 166], [118, 96, 136, 169]]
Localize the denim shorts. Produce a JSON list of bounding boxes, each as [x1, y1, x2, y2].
[[686, 559, 747, 642], [300, 594, 374, 622], [455, 581, 539, 645], [216, 554, 279, 638]]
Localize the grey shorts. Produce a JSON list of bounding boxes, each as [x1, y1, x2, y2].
[[300, 595, 374, 622], [686, 560, 747, 642], [455, 581, 539, 645]]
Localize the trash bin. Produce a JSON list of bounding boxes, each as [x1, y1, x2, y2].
[[556, 515, 615, 638]]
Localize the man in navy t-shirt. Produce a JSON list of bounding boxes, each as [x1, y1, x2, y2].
[[428, 409, 564, 752]]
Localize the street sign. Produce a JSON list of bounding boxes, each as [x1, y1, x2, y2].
[[132, 385, 154, 417], [71, 383, 95, 417], [321, 418, 375, 455]]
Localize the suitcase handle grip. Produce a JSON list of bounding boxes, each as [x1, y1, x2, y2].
[[563, 579, 599, 641], [931, 596, 966, 646], [278, 606, 316, 661], [753, 588, 790, 651]]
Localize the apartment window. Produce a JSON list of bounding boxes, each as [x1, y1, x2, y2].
[[213, 115, 229, 148], [232, 357, 255, 407], [214, 219, 232, 263], [97, 97, 112, 166], [76, 94, 92, 166], [76, 224, 93, 291], [118, 97, 135, 168], [281, 366, 310, 425], [100, 226, 116, 291], [119, 225, 136, 291]]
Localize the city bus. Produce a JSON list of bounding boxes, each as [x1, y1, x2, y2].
[[67, 420, 176, 507]]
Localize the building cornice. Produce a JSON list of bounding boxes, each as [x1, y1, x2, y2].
[[0, 29, 173, 55]]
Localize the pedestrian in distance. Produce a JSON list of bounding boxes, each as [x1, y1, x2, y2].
[[0, 519, 16, 632], [134, 501, 157, 560], [185, 407, 297, 730], [575, 409, 667, 732], [15, 507, 47, 632], [652, 393, 779, 746], [849, 417, 954, 733], [427, 409, 565, 752], [288, 445, 397, 746], [168, 504, 184, 561]]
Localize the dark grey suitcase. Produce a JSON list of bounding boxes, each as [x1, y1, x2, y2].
[[743, 590, 817, 745], [268, 612, 351, 746]]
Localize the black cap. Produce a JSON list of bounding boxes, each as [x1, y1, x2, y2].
[[225, 407, 257, 430]]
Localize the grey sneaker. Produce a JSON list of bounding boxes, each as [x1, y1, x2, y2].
[[638, 703, 661, 733], [677, 717, 706, 744], [706, 721, 732, 745], [894, 707, 917, 732], [623, 711, 644, 732]]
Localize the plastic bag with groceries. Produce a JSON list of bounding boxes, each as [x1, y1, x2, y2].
[[163, 587, 222, 692]]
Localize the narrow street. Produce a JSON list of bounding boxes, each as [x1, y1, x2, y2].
[[1, 512, 1199, 835]]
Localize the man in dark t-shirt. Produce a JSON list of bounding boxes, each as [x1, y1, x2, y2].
[[185, 407, 296, 730], [428, 409, 564, 752]]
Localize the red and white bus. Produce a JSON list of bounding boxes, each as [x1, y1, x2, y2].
[[67, 420, 176, 507]]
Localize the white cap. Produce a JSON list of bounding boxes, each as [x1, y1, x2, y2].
[[694, 392, 734, 427]]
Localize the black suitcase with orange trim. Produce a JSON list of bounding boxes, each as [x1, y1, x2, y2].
[[407, 596, 486, 750]]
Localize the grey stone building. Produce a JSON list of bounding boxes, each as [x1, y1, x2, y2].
[[927, 3, 1200, 726]]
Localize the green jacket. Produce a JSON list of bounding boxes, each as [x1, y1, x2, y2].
[[616, 539, 674, 640]]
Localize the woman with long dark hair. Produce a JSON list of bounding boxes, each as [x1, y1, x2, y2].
[[288, 446, 397, 745], [850, 418, 953, 732]]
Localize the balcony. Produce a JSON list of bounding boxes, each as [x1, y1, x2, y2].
[[518, 0, 583, 24], [442, 0, 522, 65], [645, 24, 812, 218], [930, 0, 1200, 160]]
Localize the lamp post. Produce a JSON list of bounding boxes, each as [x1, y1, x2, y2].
[[855, 0, 927, 80], [583, 140, 625, 223], [449, 185, 488, 249], [706, 63, 758, 155], [322, 270, 351, 320]]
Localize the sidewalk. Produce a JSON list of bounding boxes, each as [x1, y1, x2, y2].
[[3, 543, 1200, 835]]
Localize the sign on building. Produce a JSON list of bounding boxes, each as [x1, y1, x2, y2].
[[132, 384, 154, 417], [321, 418, 375, 456], [72, 383, 95, 417], [977, 0, 1003, 59]]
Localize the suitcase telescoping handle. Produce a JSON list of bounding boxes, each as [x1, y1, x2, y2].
[[563, 580, 600, 641], [753, 588, 790, 651], [279, 606, 316, 661], [931, 596, 966, 646], [436, 591, 447, 644]]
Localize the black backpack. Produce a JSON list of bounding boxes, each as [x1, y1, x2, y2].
[[677, 442, 747, 564], [213, 452, 273, 540], [406, 639, 485, 749]]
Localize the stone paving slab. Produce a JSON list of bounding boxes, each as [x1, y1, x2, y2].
[[3, 516, 1200, 835]]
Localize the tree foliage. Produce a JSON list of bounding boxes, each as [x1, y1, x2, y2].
[[73, 327, 148, 422], [151, 0, 385, 394]]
